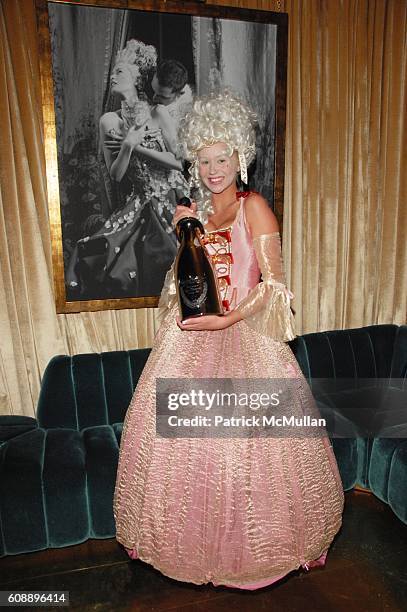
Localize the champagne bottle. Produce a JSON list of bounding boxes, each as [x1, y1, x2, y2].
[[175, 198, 223, 320]]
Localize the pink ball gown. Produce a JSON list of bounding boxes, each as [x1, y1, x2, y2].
[[114, 194, 344, 589]]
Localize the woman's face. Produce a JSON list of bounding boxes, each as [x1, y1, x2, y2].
[[197, 142, 239, 194], [110, 63, 138, 94]]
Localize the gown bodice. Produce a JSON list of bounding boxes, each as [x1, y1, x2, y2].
[[125, 127, 189, 217], [205, 194, 261, 311]]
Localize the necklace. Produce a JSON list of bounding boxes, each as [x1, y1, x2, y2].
[[121, 99, 151, 132]]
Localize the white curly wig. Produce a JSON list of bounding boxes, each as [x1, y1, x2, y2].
[[178, 91, 257, 223]]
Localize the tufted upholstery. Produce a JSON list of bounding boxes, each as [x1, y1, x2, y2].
[[298, 324, 405, 379], [0, 325, 405, 557], [0, 349, 150, 557], [37, 349, 151, 430], [290, 324, 407, 491]]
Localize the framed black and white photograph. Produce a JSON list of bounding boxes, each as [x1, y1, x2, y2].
[[35, 0, 288, 313]]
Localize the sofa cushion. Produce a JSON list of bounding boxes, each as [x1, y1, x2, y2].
[[289, 324, 399, 384], [0, 429, 48, 556], [369, 438, 403, 503], [0, 416, 38, 443], [37, 356, 79, 429], [330, 438, 359, 490], [37, 349, 151, 430], [0, 423, 123, 557], [390, 325, 407, 380], [82, 425, 119, 538], [289, 325, 405, 497], [43, 428, 89, 548], [388, 442, 407, 524], [112, 422, 123, 445], [315, 386, 406, 438], [316, 399, 360, 437]]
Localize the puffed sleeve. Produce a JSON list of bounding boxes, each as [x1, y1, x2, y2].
[[156, 261, 177, 328], [235, 232, 296, 341]]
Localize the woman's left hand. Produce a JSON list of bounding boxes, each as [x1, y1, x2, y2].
[[173, 201, 198, 226], [176, 314, 232, 331], [104, 132, 124, 152]]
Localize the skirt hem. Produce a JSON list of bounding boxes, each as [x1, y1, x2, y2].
[[119, 539, 328, 591]]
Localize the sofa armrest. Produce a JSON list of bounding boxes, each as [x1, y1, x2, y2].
[[0, 416, 38, 443]]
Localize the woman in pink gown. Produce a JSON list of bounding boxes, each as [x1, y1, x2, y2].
[[114, 92, 344, 589]]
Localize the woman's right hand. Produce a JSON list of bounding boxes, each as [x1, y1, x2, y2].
[[172, 201, 198, 226], [123, 124, 146, 150]]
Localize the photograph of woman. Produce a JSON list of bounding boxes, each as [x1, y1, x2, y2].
[[65, 40, 191, 299], [114, 91, 345, 589]]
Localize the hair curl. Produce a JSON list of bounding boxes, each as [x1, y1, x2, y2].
[[179, 90, 257, 165], [178, 91, 257, 223], [114, 39, 157, 92]]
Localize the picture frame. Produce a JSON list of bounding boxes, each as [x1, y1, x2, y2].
[[35, 0, 288, 314]]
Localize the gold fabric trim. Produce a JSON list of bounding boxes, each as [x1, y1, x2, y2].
[[236, 233, 296, 341]]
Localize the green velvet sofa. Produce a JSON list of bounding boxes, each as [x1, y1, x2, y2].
[[0, 324, 406, 557]]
